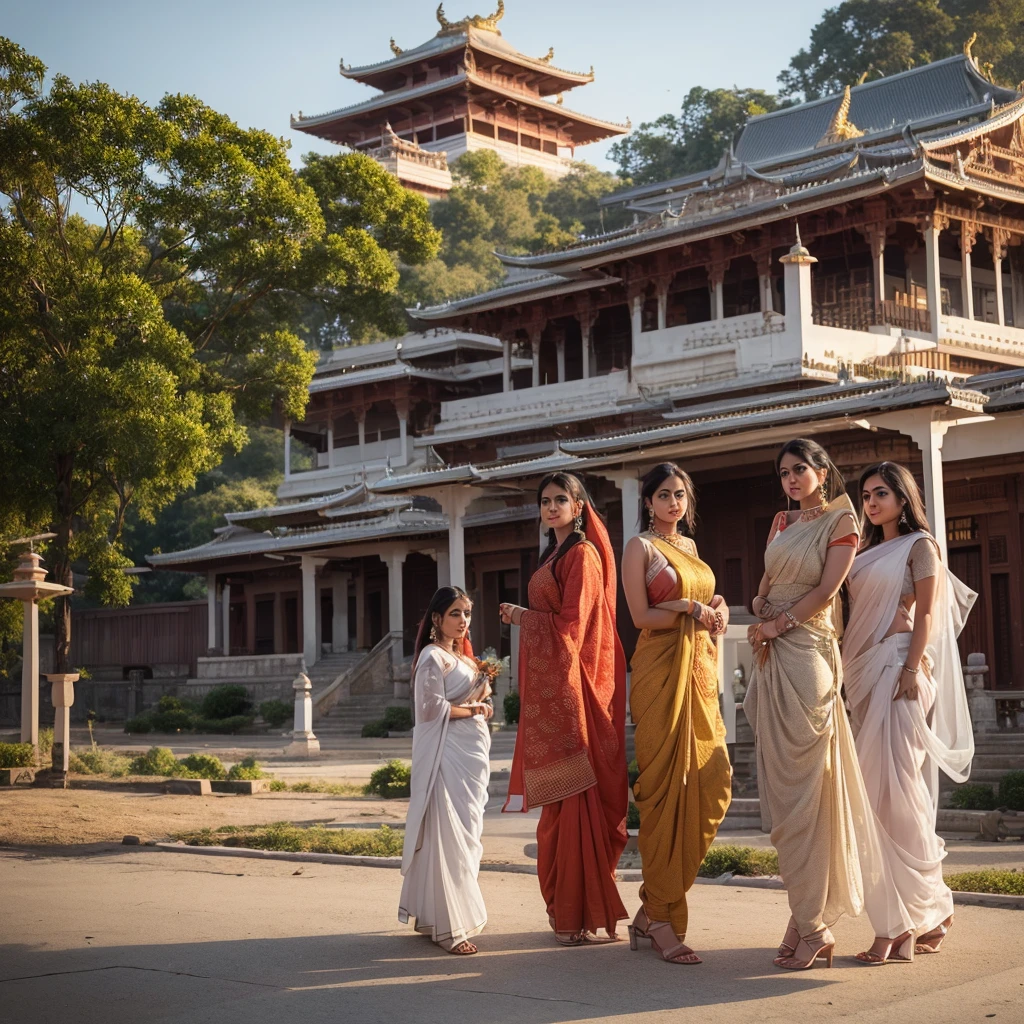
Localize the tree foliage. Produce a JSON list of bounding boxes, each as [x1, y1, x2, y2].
[[609, 87, 783, 186], [0, 38, 438, 667]]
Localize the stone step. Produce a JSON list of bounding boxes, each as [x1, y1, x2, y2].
[[970, 754, 1024, 770]]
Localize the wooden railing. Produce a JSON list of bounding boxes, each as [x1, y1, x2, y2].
[[812, 298, 931, 334]]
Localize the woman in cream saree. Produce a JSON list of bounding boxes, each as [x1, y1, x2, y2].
[[744, 438, 880, 971], [622, 463, 732, 965], [845, 462, 975, 964]]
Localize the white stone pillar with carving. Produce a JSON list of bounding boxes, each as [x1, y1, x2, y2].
[[961, 222, 976, 321], [357, 408, 367, 465], [780, 229, 817, 353], [864, 223, 886, 310], [221, 581, 231, 656], [332, 572, 350, 653], [923, 215, 944, 340], [300, 555, 319, 668], [756, 253, 773, 314], [630, 293, 643, 342], [899, 413, 951, 564], [440, 486, 471, 590], [286, 673, 320, 757], [386, 548, 407, 642]]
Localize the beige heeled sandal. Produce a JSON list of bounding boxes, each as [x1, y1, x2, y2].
[[774, 929, 835, 970], [627, 907, 702, 965], [854, 931, 913, 966]]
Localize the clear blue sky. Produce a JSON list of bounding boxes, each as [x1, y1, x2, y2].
[[3, 0, 833, 172]]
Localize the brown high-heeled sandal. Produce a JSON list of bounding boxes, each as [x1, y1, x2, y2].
[[854, 931, 913, 966], [449, 940, 477, 955], [774, 929, 835, 970], [915, 916, 952, 954], [627, 907, 702, 964]]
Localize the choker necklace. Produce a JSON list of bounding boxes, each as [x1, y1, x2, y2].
[[648, 526, 686, 549], [798, 504, 828, 523]]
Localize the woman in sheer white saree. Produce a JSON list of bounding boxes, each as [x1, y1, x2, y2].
[[844, 462, 976, 965], [399, 587, 493, 955]]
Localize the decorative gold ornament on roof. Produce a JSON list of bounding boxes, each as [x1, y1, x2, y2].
[[390, 38, 403, 56], [537, 47, 555, 64], [964, 33, 977, 60], [436, 0, 505, 36], [817, 85, 864, 147], [856, 65, 872, 86]]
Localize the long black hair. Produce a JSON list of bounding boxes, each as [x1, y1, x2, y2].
[[638, 462, 697, 536], [412, 586, 471, 665], [537, 471, 594, 572], [775, 438, 846, 507], [858, 461, 931, 549]]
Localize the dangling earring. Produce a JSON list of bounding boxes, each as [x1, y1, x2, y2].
[[574, 509, 584, 535], [429, 624, 439, 643], [820, 479, 830, 511], [899, 505, 909, 528]]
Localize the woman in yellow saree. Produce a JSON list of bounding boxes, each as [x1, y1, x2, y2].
[[621, 463, 732, 964]]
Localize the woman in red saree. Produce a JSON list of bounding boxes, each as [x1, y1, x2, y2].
[[500, 472, 628, 946]]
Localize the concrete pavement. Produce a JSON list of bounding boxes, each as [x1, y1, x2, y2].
[[2, 847, 1023, 1024]]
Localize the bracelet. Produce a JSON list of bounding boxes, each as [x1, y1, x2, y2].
[[691, 600, 702, 620], [784, 610, 799, 630], [901, 663, 920, 675], [712, 610, 725, 635]]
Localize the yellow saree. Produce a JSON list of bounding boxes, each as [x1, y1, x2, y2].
[[630, 536, 732, 939]]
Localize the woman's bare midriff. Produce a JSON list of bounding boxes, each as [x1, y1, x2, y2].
[[881, 595, 915, 640]]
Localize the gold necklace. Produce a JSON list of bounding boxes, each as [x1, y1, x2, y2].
[[798, 504, 828, 523], [648, 526, 686, 549]]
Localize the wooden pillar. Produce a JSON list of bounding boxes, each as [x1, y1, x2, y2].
[[961, 221, 977, 321]]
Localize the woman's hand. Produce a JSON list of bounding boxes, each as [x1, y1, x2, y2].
[[499, 602, 524, 626], [654, 599, 690, 614], [710, 595, 729, 633], [893, 666, 919, 701]]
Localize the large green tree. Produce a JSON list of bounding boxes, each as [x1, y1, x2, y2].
[[0, 38, 439, 668], [609, 87, 783, 186]]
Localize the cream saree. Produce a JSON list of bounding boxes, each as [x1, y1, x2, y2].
[[399, 646, 491, 949], [743, 505, 881, 935], [844, 533, 976, 939]]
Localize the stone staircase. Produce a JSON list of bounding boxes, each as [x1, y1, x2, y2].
[[314, 694, 400, 737], [307, 651, 365, 692], [943, 731, 1024, 802]]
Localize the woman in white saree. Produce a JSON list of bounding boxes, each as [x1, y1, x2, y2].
[[844, 462, 976, 965], [399, 587, 493, 955]]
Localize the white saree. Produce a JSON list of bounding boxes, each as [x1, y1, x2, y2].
[[844, 532, 977, 940], [399, 644, 491, 949]]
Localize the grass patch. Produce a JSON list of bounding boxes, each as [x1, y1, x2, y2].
[[946, 869, 1024, 896], [68, 747, 133, 776], [699, 844, 780, 878], [172, 822, 403, 857], [287, 779, 368, 797]]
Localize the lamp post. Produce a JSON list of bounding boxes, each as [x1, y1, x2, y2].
[[0, 539, 75, 753]]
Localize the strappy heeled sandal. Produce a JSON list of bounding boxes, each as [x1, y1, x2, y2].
[[448, 940, 477, 955], [777, 918, 800, 958], [774, 929, 835, 970], [915, 916, 952, 954], [854, 931, 913, 966], [627, 907, 702, 965]]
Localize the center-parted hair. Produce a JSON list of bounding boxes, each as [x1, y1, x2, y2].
[[412, 586, 472, 665], [536, 471, 596, 571], [775, 438, 846, 505], [638, 462, 697, 536], [858, 461, 931, 549]]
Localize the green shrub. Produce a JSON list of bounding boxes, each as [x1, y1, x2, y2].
[[946, 869, 1024, 896], [626, 802, 640, 830], [366, 759, 411, 798], [949, 783, 997, 810], [172, 822, 403, 857], [997, 770, 1024, 811], [195, 715, 254, 734], [158, 695, 198, 714], [228, 755, 268, 780], [68, 747, 133, 776], [383, 705, 413, 732], [503, 690, 520, 725], [128, 746, 181, 777], [268, 778, 288, 791], [150, 707, 198, 732], [699, 844, 780, 878], [361, 719, 389, 738], [37, 727, 54, 758], [0, 743, 35, 768], [201, 685, 253, 721], [259, 699, 292, 729], [178, 753, 227, 780], [124, 715, 153, 734]]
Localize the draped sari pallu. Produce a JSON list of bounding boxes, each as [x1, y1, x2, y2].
[[844, 532, 976, 940], [504, 531, 628, 937], [742, 505, 883, 936], [630, 537, 732, 940]]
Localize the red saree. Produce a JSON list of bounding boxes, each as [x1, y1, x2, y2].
[[504, 510, 628, 936]]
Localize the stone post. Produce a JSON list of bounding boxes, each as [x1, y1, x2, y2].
[[355, 570, 367, 649], [386, 549, 407, 644], [286, 673, 320, 757], [780, 229, 817, 351], [46, 673, 78, 781], [21, 586, 39, 749], [901, 412, 950, 562]]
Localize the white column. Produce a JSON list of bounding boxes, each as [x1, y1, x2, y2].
[[502, 336, 512, 392], [206, 571, 217, 652], [386, 549, 407, 639], [331, 572, 350, 653], [283, 420, 292, 479], [435, 549, 451, 589], [961, 225, 975, 321], [759, 274, 773, 313], [907, 415, 950, 564], [441, 486, 471, 590], [656, 282, 669, 330], [780, 233, 817, 351], [355, 570, 367, 649], [603, 471, 641, 548], [20, 598, 39, 747], [530, 331, 541, 388], [630, 294, 643, 341], [556, 335, 566, 383], [994, 237, 1006, 327], [580, 316, 593, 379], [300, 555, 318, 668], [221, 581, 231, 656], [326, 422, 335, 469], [357, 412, 366, 465], [398, 411, 409, 465], [711, 275, 725, 320], [923, 218, 942, 339]]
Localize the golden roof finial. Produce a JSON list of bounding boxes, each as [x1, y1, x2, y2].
[[436, 0, 505, 36], [537, 46, 555, 64], [856, 65, 872, 86], [390, 38, 403, 57], [817, 85, 864, 147], [964, 32, 977, 61]]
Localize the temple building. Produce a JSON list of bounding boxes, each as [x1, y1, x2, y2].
[[291, 2, 626, 197], [141, 50, 1024, 738]]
